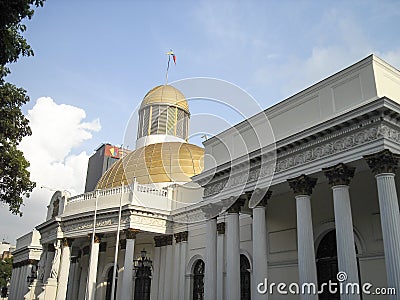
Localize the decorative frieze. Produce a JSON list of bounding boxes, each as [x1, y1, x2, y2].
[[364, 149, 400, 175], [323, 163, 355, 186], [288, 174, 317, 196], [204, 123, 400, 197]]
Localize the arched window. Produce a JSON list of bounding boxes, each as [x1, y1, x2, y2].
[[105, 266, 118, 300], [240, 254, 251, 300], [192, 259, 205, 300]]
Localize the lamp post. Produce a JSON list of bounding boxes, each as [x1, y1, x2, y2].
[[133, 249, 152, 300]]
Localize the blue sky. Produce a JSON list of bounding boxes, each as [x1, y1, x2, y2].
[[2, 0, 400, 242]]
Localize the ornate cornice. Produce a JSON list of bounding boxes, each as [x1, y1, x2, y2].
[[323, 163, 355, 186], [217, 222, 225, 235], [125, 228, 140, 240], [364, 149, 400, 175], [204, 122, 400, 197], [288, 174, 317, 196]]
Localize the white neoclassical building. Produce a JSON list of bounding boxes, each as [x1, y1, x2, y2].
[[10, 55, 400, 300]]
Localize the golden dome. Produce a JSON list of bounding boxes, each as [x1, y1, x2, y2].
[[140, 85, 189, 112], [96, 142, 204, 188]]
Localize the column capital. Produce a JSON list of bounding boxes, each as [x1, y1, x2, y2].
[[61, 238, 74, 247], [181, 231, 188, 242], [88, 233, 103, 243], [166, 234, 173, 245], [288, 174, 317, 196], [217, 222, 225, 235], [226, 197, 245, 213], [125, 228, 140, 239], [174, 232, 182, 243], [154, 235, 163, 247], [252, 188, 272, 207], [323, 163, 355, 187], [364, 149, 400, 175]]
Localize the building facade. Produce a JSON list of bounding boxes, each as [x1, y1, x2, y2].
[[10, 55, 400, 300]]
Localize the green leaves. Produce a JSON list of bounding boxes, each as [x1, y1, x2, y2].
[[0, 0, 45, 215], [0, 257, 13, 288]]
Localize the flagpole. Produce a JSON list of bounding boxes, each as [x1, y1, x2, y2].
[[110, 181, 124, 300], [165, 54, 171, 85], [85, 189, 99, 300]]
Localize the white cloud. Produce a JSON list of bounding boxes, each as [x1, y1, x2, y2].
[[0, 97, 101, 243]]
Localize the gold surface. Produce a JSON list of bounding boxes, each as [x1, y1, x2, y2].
[[96, 142, 204, 188], [140, 85, 189, 112]]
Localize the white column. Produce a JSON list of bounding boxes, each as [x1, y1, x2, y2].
[[204, 217, 217, 300], [324, 163, 360, 300], [179, 232, 188, 300], [150, 237, 161, 300], [252, 189, 271, 300], [288, 174, 318, 300], [116, 242, 126, 300], [157, 240, 166, 300], [365, 150, 400, 299], [172, 234, 181, 300], [10, 266, 20, 300], [217, 223, 225, 300], [56, 238, 73, 300], [163, 235, 173, 300], [43, 244, 55, 282], [122, 229, 138, 299], [86, 235, 101, 300], [226, 199, 243, 300]]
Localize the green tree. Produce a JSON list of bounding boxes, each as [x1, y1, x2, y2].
[[0, 257, 12, 288], [0, 0, 45, 215]]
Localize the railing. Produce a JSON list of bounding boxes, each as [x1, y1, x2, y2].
[[67, 181, 169, 203]]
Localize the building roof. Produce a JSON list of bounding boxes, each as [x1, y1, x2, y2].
[[96, 142, 204, 188], [140, 84, 189, 112]]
